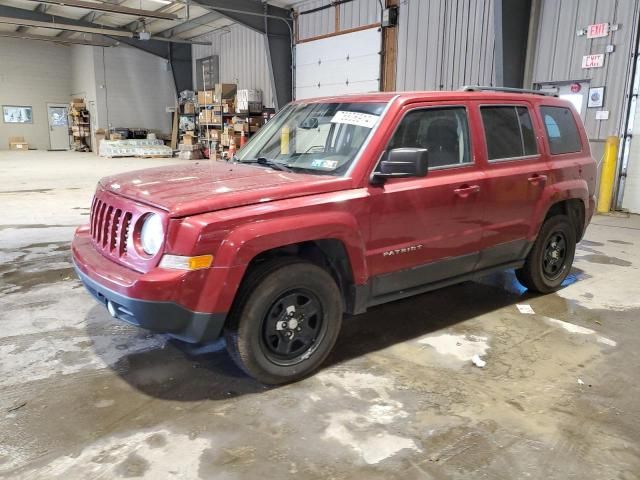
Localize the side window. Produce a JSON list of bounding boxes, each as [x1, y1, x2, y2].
[[388, 107, 472, 168], [540, 106, 582, 155], [481, 106, 539, 160]]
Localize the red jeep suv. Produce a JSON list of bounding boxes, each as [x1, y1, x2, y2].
[[72, 87, 596, 384]]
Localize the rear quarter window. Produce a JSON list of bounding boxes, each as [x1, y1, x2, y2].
[[540, 106, 582, 155]]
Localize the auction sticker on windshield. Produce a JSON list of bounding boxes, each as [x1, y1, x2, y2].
[[331, 111, 379, 128]]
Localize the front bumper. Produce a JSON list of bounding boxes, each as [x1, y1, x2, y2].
[[73, 230, 226, 343]]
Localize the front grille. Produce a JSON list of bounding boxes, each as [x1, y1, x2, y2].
[[90, 196, 132, 258]]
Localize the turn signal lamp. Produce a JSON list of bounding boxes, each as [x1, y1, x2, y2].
[[159, 254, 213, 270]]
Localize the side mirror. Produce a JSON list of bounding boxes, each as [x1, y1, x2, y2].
[[372, 148, 429, 182]]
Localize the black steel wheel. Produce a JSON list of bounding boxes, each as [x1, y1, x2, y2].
[[516, 214, 576, 293], [542, 231, 568, 280], [261, 289, 326, 365], [224, 257, 342, 385]]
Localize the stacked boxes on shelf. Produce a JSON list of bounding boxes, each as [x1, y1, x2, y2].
[[236, 89, 262, 113], [196, 83, 268, 158], [69, 97, 91, 152]]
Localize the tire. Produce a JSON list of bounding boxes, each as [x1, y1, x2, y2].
[[516, 214, 576, 293], [224, 257, 343, 385]]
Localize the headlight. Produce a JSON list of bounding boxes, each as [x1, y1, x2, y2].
[[139, 213, 164, 255]]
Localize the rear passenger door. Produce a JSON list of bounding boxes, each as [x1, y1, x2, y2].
[[475, 103, 549, 269]]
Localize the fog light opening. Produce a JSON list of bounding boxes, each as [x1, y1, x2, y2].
[[107, 300, 118, 318]]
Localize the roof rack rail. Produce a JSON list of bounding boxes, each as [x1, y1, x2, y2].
[[460, 85, 558, 97]]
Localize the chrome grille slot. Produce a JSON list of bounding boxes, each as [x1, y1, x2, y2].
[[120, 212, 132, 256], [109, 209, 122, 252], [89, 194, 133, 259]]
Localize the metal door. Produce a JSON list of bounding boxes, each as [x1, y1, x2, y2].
[[47, 104, 69, 151]]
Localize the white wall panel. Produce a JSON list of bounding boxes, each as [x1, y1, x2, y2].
[[0, 38, 71, 150], [622, 93, 640, 213], [93, 46, 176, 134], [192, 24, 275, 108], [70, 45, 99, 129], [295, 27, 381, 99]]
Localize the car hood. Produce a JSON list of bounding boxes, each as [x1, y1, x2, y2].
[[99, 161, 352, 217]]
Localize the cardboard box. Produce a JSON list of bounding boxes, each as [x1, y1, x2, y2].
[[197, 90, 215, 105], [212, 101, 233, 114], [9, 136, 28, 151], [233, 122, 249, 133], [183, 102, 195, 114], [199, 110, 222, 124], [214, 83, 237, 103], [236, 89, 262, 113], [237, 89, 262, 103], [205, 129, 220, 141], [94, 128, 106, 155], [70, 97, 85, 109], [181, 133, 197, 145], [221, 132, 242, 147]]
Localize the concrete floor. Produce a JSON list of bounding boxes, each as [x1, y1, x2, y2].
[[1, 150, 639, 479]]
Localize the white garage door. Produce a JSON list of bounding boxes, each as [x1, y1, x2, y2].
[[295, 27, 381, 100], [622, 94, 640, 213]]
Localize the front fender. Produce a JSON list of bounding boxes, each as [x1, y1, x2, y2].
[[196, 211, 368, 313]]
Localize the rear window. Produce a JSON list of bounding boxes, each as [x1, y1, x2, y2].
[[540, 106, 582, 155], [481, 106, 538, 160]]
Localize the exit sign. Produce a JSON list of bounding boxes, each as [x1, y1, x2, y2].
[[587, 23, 609, 38], [582, 54, 605, 69]]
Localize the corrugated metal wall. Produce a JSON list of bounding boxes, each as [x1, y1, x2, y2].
[[532, 0, 640, 140], [295, 0, 381, 41], [191, 24, 275, 108], [396, 0, 497, 91], [295, 0, 495, 91]]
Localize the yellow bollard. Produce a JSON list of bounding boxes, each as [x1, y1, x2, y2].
[[280, 125, 290, 155], [597, 136, 619, 214]]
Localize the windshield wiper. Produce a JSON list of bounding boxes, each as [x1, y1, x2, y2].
[[239, 157, 293, 172]]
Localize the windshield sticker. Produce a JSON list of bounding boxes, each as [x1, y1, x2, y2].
[[331, 111, 379, 128], [311, 159, 339, 169]]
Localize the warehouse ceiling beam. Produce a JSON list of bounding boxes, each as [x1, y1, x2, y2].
[[0, 4, 194, 93], [16, 2, 48, 33], [0, 15, 136, 37], [24, 0, 180, 20], [192, 0, 294, 108], [0, 6, 208, 44], [0, 30, 117, 47], [155, 10, 222, 38], [122, 1, 188, 32]]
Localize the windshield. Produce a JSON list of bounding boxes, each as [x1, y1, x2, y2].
[[236, 101, 387, 175]]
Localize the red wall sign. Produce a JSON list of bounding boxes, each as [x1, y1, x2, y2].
[[587, 23, 609, 39]]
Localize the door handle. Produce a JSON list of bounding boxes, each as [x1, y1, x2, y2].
[[453, 185, 480, 197], [528, 174, 548, 185]]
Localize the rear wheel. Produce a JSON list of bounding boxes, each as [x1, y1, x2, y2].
[[516, 214, 576, 293], [224, 258, 342, 385]]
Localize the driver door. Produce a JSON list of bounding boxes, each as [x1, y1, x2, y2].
[[366, 103, 487, 299]]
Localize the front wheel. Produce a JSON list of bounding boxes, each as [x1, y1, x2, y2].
[[516, 214, 576, 293], [224, 258, 343, 385]]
